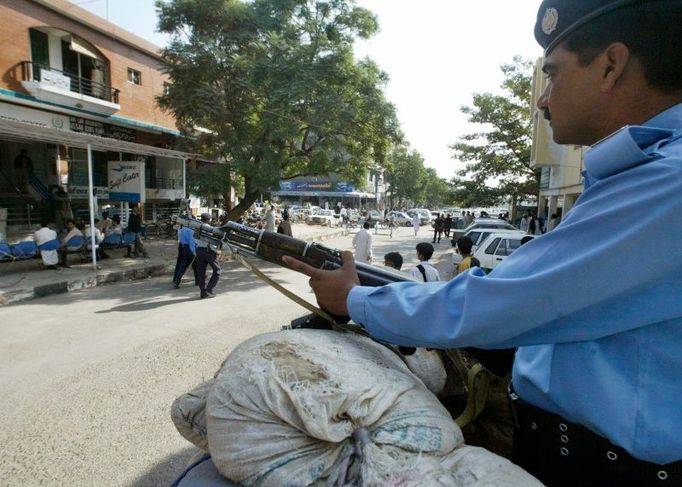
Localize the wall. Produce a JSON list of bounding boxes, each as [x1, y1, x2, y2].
[[0, 0, 176, 131]]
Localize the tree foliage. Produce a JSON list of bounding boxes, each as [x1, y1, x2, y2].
[[450, 56, 537, 210], [156, 0, 400, 218], [385, 145, 453, 208]]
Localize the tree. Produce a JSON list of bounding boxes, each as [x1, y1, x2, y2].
[[421, 168, 454, 209], [384, 145, 454, 208], [384, 145, 426, 208], [450, 56, 538, 215], [156, 0, 400, 219]]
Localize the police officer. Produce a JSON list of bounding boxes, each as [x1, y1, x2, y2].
[[195, 213, 221, 299], [284, 1, 682, 485]]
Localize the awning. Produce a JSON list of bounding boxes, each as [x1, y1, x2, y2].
[[70, 35, 103, 61], [272, 190, 376, 199], [0, 117, 196, 160]]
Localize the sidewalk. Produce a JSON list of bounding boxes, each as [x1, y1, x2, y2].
[[0, 223, 346, 307]]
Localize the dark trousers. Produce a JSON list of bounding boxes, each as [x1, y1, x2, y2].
[[131, 232, 147, 257], [509, 390, 682, 486], [173, 244, 195, 285], [195, 248, 220, 294], [433, 228, 442, 243]]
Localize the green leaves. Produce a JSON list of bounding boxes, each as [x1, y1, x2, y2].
[[450, 56, 538, 208], [384, 146, 453, 208], [156, 0, 398, 215]]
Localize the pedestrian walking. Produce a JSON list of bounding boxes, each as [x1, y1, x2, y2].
[[195, 213, 220, 299], [127, 206, 148, 258], [519, 213, 530, 233], [264, 205, 276, 232], [432, 213, 444, 244], [411, 213, 420, 236], [443, 214, 452, 238], [351, 221, 372, 263], [173, 225, 197, 288]]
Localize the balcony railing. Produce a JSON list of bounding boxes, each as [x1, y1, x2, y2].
[[21, 61, 120, 104], [148, 177, 182, 189]]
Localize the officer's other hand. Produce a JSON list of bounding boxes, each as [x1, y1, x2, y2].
[[282, 250, 360, 316]]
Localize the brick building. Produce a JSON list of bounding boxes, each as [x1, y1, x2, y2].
[[0, 0, 194, 236]]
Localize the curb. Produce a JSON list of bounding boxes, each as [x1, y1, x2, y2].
[[0, 228, 347, 307], [0, 262, 174, 307]]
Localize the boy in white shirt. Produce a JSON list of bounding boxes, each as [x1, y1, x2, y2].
[[406, 242, 440, 282]]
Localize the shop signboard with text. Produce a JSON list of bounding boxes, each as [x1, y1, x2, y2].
[[108, 161, 145, 203], [278, 180, 355, 192]]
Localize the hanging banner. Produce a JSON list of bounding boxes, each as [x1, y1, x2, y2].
[[108, 161, 145, 203]]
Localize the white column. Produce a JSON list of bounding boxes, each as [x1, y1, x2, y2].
[[86, 144, 97, 270]]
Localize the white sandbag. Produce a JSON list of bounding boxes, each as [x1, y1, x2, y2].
[[206, 329, 463, 486], [171, 380, 213, 452], [441, 445, 544, 486], [402, 348, 447, 396]]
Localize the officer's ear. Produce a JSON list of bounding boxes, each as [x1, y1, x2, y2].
[[600, 42, 631, 93]]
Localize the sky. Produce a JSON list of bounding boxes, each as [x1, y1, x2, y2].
[[73, 0, 543, 179]]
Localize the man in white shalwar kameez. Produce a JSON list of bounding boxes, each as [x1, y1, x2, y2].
[[352, 221, 373, 263], [33, 219, 59, 269]]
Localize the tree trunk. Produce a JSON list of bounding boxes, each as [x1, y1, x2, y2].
[[222, 170, 232, 211], [510, 195, 518, 225], [226, 176, 259, 221]]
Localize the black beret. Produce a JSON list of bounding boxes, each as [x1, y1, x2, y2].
[[534, 0, 645, 54]]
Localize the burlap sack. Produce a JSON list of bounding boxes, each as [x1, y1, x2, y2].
[[171, 380, 213, 452], [207, 330, 462, 486], [402, 348, 448, 396]]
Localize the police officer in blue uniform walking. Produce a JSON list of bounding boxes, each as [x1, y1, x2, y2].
[[195, 212, 221, 299], [284, 1, 682, 485]]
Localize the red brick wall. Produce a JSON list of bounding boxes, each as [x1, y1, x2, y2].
[[0, 0, 178, 132]]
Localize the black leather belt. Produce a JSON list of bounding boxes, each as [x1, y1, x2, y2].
[[508, 385, 682, 486]]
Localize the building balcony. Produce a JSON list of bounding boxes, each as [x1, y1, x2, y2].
[[20, 61, 120, 116], [148, 176, 182, 190]]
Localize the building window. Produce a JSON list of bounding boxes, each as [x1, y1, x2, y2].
[[127, 68, 141, 85]]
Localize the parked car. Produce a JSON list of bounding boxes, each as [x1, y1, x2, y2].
[[465, 228, 526, 251], [386, 211, 412, 226], [307, 209, 336, 226], [472, 232, 534, 272], [365, 210, 384, 222], [450, 219, 518, 245], [345, 209, 359, 223], [452, 228, 527, 265], [292, 208, 312, 222]]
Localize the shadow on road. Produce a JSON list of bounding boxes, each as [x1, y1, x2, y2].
[[128, 446, 197, 487], [95, 296, 199, 313]]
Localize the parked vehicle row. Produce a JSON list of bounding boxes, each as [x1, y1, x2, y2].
[[450, 218, 518, 243], [473, 232, 533, 271]]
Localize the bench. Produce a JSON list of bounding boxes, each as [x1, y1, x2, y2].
[[100, 232, 135, 255], [9, 241, 39, 260]]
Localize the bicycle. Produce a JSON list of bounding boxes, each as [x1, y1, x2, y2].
[[145, 216, 177, 239]]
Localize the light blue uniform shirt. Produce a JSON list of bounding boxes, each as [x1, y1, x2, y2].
[[348, 103, 682, 464], [177, 227, 196, 254]]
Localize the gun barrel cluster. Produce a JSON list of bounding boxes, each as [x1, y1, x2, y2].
[[171, 215, 413, 287]]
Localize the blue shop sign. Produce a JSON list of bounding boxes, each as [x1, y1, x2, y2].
[[279, 180, 355, 192]]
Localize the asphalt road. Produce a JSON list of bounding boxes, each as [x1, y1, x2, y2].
[[0, 225, 455, 486]]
